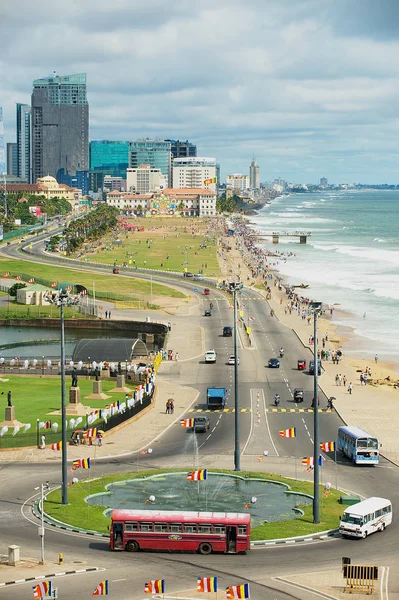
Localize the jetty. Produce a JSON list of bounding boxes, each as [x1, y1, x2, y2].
[[250, 232, 311, 244]]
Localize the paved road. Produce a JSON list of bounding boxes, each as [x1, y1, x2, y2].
[[1, 236, 399, 598]]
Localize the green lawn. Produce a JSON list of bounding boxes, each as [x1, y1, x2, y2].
[[44, 469, 342, 540], [0, 376, 137, 447], [74, 217, 221, 276], [0, 294, 91, 320], [0, 259, 185, 301]]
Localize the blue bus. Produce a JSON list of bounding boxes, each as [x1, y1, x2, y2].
[[337, 426, 379, 465]]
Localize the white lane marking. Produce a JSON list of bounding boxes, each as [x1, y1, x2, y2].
[[241, 391, 255, 455], [112, 579, 127, 582], [211, 427, 217, 432], [261, 388, 279, 456], [380, 566, 390, 600]]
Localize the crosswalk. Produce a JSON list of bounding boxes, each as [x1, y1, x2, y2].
[[187, 407, 333, 414]]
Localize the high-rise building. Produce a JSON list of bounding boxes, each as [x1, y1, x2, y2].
[[127, 165, 166, 194], [0, 108, 5, 175], [249, 159, 260, 189], [31, 72, 89, 182], [172, 157, 217, 192], [320, 177, 328, 187], [226, 174, 249, 192], [16, 103, 31, 182], [165, 139, 197, 159], [129, 139, 171, 185], [7, 143, 18, 176], [89, 140, 129, 179]]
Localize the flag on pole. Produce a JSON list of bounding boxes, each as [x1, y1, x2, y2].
[[180, 418, 195, 428], [320, 441, 335, 452], [197, 577, 218, 592], [226, 583, 250, 599], [144, 580, 165, 594], [279, 427, 296, 438], [44, 420, 52, 429], [33, 581, 52, 599], [29, 278, 35, 283], [83, 428, 97, 438], [51, 282, 57, 288], [72, 458, 91, 469], [93, 580, 109, 595], [204, 176, 217, 185], [51, 441, 62, 451], [187, 469, 207, 481], [302, 456, 324, 470]]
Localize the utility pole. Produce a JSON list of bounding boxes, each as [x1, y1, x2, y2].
[[310, 301, 323, 523], [230, 281, 243, 471], [35, 481, 49, 564], [56, 290, 69, 505]]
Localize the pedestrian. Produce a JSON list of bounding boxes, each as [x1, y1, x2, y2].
[[166, 400, 170, 414], [96, 431, 103, 446], [375, 354, 378, 363], [105, 310, 108, 319], [348, 382, 353, 395], [169, 400, 174, 414], [338, 374, 342, 386], [335, 374, 339, 386], [175, 352, 179, 361], [343, 375, 347, 387], [360, 373, 364, 385]]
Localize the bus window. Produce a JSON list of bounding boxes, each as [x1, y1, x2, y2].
[[238, 525, 247, 535], [170, 524, 182, 533], [154, 523, 168, 533], [184, 524, 197, 533], [125, 522, 138, 532], [213, 525, 225, 535], [140, 522, 153, 532], [198, 525, 211, 534]]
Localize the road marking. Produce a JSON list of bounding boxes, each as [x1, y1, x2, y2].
[[261, 388, 279, 456], [380, 566, 389, 600], [241, 392, 255, 456], [112, 579, 127, 582]]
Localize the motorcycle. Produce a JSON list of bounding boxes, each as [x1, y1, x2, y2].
[[210, 303, 213, 310], [274, 394, 280, 407], [279, 349, 284, 358]]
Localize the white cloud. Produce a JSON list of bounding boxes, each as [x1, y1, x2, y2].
[[1, 0, 399, 182]]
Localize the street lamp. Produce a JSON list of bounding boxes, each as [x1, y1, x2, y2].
[[229, 281, 243, 471], [310, 301, 323, 524], [35, 481, 50, 564]]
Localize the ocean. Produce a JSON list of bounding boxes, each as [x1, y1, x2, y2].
[[251, 190, 399, 363]]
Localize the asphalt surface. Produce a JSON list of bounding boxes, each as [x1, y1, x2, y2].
[[1, 232, 399, 599]]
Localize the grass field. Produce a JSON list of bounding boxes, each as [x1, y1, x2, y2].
[[73, 217, 221, 276], [0, 375, 136, 434], [0, 259, 185, 302], [0, 293, 92, 320], [44, 469, 342, 540]]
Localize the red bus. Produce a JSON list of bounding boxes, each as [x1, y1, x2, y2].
[[110, 509, 250, 555]]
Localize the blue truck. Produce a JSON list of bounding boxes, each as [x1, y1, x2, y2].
[[207, 387, 227, 409]]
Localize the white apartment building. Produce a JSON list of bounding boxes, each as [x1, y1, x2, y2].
[[172, 157, 217, 192], [127, 164, 166, 194], [226, 174, 250, 192]]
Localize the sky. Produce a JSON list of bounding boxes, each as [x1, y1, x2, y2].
[[1, 0, 399, 183]]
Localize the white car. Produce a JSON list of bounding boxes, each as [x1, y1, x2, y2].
[[227, 355, 240, 365], [205, 350, 217, 363]]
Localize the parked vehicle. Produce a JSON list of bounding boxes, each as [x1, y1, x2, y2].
[[207, 387, 227, 409]]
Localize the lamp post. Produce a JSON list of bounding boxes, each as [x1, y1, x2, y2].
[[56, 288, 70, 505], [35, 481, 49, 564], [229, 281, 243, 471], [310, 301, 323, 524]]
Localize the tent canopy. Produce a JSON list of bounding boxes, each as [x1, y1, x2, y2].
[[72, 338, 148, 362]]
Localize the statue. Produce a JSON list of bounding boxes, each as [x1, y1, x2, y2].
[[71, 367, 78, 387], [95, 367, 100, 382], [7, 391, 12, 407]]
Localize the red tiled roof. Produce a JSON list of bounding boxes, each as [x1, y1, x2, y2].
[[162, 188, 216, 196], [6, 184, 47, 192]]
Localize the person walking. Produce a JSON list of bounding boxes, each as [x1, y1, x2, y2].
[[375, 354, 378, 363], [348, 382, 353, 395], [105, 310, 108, 319], [166, 400, 170, 414], [338, 374, 342, 386], [343, 375, 347, 387], [335, 374, 339, 386], [175, 352, 179, 361]]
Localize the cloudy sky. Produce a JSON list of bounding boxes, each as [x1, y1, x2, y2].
[[1, 0, 399, 183]]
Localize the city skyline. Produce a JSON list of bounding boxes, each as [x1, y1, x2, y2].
[[1, 0, 399, 182]]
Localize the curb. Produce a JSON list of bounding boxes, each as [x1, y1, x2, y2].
[[0, 566, 102, 588], [251, 528, 339, 547]]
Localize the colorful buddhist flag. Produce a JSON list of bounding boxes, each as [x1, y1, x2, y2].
[[72, 458, 91, 469], [32, 581, 52, 599], [226, 583, 250, 599], [93, 580, 109, 596], [83, 428, 97, 438], [180, 418, 195, 428], [302, 456, 324, 470], [197, 577, 218, 592], [51, 282, 57, 288], [15, 275, 21, 280], [279, 427, 296, 438], [44, 420, 52, 429], [29, 278, 35, 283], [187, 469, 207, 481], [51, 441, 62, 451], [144, 580, 165, 594], [320, 441, 335, 452]]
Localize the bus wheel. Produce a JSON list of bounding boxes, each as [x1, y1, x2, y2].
[[198, 542, 212, 555], [362, 531, 367, 539], [126, 540, 139, 552], [381, 523, 385, 532]]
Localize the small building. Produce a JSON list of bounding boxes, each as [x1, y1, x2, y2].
[[16, 284, 53, 306]]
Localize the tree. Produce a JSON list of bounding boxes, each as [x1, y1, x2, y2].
[[9, 283, 27, 297]]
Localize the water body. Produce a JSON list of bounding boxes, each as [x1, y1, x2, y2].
[[87, 472, 311, 526], [0, 326, 132, 360], [251, 190, 399, 362]]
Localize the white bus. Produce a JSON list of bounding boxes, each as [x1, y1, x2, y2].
[[340, 497, 392, 539]]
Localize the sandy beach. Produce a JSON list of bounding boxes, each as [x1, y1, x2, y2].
[[216, 216, 399, 457]]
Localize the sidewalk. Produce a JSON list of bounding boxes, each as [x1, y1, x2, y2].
[[0, 310, 203, 464]]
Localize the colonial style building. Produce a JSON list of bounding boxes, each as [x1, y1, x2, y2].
[[106, 187, 216, 217]]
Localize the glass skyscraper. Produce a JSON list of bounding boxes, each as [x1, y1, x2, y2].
[[89, 140, 129, 179], [0, 108, 5, 175], [165, 139, 197, 159], [16, 103, 31, 182], [31, 72, 89, 182], [129, 139, 171, 185]]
